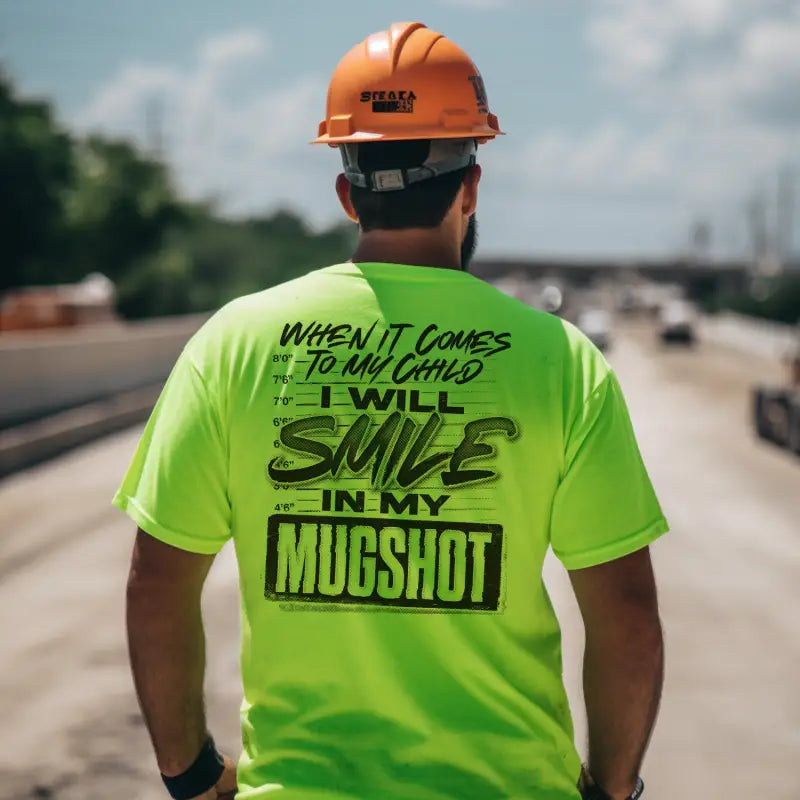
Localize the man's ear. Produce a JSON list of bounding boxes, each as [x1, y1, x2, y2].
[[336, 174, 359, 223], [461, 164, 482, 217]]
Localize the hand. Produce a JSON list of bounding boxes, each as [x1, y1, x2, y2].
[[187, 753, 238, 799]]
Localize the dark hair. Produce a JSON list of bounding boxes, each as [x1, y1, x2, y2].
[[349, 140, 468, 232]]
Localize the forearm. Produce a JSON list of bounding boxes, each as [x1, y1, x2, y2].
[[127, 580, 208, 775], [582, 616, 664, 797]]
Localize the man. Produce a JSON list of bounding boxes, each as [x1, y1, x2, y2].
[[117, 22, 666, 800]]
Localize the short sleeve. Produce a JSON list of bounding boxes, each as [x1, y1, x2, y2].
[[550, 371, 668, 570], [112, 346, 231, 554]]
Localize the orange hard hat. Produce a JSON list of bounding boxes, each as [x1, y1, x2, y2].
[[312, 22, 503, 146]]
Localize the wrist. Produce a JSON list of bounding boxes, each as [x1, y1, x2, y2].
[[580, 765, 644, 800], [161, 734, 225, 800], [603, 780, 644, 800]]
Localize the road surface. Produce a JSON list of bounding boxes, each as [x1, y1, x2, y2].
[[0, 318, 797, 799]]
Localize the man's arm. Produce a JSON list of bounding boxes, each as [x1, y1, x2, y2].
[[568, 546, 664, 800], [127, 527, 237, 798]]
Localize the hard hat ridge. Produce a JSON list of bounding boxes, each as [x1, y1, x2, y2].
[[371, 22, 435, 72]]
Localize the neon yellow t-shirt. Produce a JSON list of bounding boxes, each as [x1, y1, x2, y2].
[[114, 262, 668, 800]]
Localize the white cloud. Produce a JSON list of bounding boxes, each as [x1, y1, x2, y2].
[[503, 121, 680, 196], [587, 0, 800, 120], [78, 66, 179, 129], [199, 29, 266, 65], [69, 15, 799, 257], [496, 0, 800, 256], [587, 0, 756, 84], [73, 29, 337, 224], [587, 9, 669, 80], [435, 0, 510, 8], [740, 17, 800, 103]]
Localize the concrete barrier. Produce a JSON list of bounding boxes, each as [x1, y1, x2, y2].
[[0, 384, 162, 478], [1, 308, 795, 476], [0, 314, 207, 428], [699, 312, 797, 362]]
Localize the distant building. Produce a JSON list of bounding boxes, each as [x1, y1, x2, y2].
[[0, 273, 118, 332]]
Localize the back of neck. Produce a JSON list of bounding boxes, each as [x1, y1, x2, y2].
[[351, 230, 461, 271]]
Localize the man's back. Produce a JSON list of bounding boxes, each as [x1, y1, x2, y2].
[[117, 262, 666, 798], [118, 23, 665, 800]]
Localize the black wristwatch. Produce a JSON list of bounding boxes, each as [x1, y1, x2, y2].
[[161, 735, 225, 800], [581, 781, 644, 800], [579, 765, 644, 800]]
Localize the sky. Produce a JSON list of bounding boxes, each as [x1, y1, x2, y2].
[[2, 0, 799, 260]]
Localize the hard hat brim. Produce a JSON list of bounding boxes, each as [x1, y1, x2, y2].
[[311, 127, 504, 146]]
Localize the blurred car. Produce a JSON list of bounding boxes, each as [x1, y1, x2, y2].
[[658, 300, 696, 345], [577, 308, 612, 351], [641, 282, 683, 317], [617, 285, 642, 314], [753, 387, 800, 454], [539, 284, 564, 315], [752, 340, 800, 456]]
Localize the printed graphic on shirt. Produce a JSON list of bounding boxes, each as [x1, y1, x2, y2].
[[265, 515, 503, 611], [264, 320, 517, 612]]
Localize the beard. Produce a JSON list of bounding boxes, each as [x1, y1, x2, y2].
[[460, 214, 478, 271]]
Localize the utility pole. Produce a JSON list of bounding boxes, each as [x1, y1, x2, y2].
[[690, 218, 712, 263], [144, 95, 165, 159], [747, 192, 768, 271], [777, 165, 796, 270]]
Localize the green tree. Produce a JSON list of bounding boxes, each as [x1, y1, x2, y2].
[[62, 136, 185, 283], [0, 70, 74, 291], [720, 274, 800, 325], [116, 208, 356, 319], [1, 72, 357, 319]]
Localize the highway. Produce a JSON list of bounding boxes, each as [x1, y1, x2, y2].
[[0, 316, 797, 799]]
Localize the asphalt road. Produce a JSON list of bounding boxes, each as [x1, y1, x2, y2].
[[0, 317, 797, 799]]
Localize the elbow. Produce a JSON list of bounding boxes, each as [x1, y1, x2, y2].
[[639, 614, 664, 667]]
